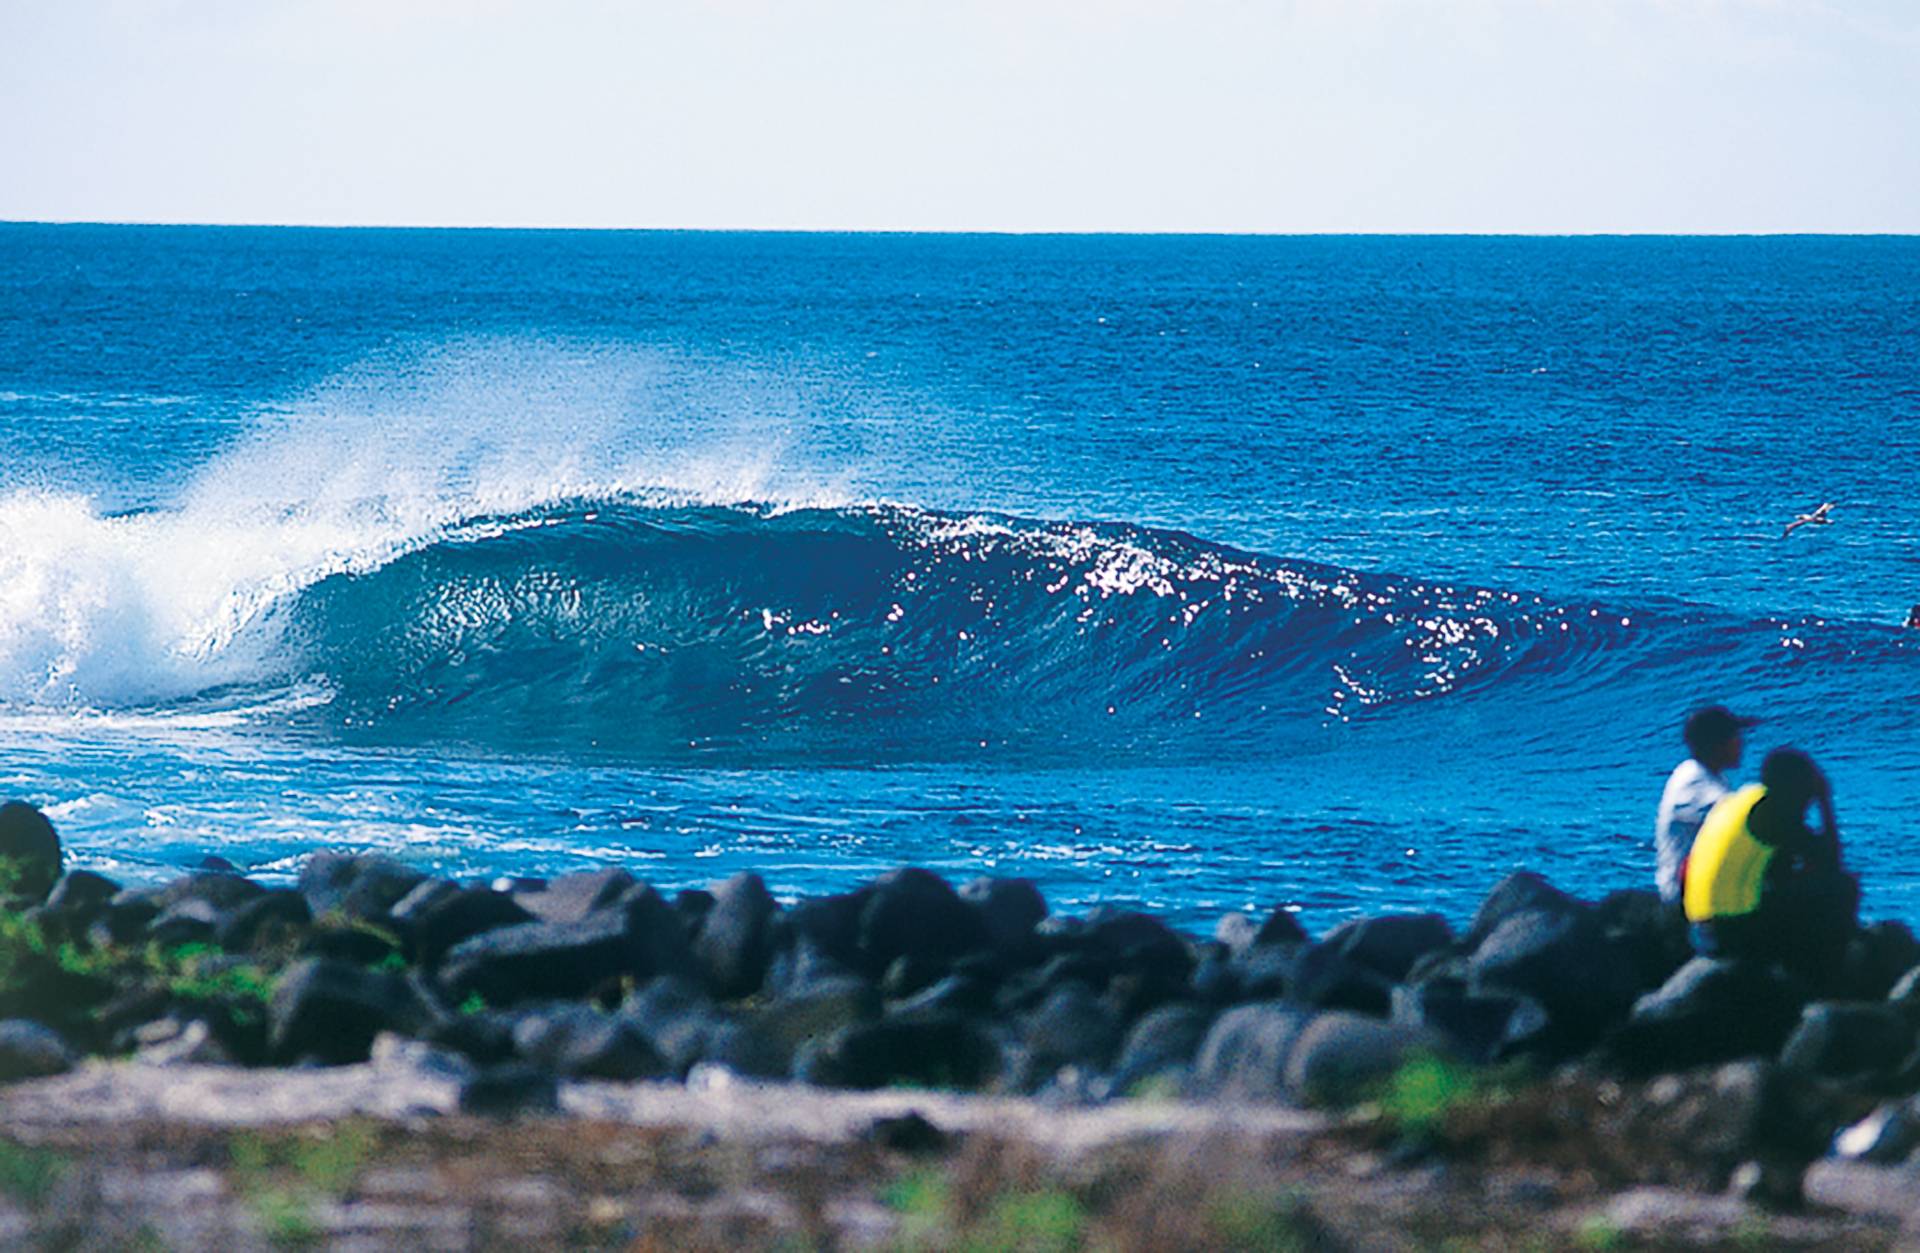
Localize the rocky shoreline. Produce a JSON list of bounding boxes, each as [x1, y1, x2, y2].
[[3, 803, 1920, 1245]]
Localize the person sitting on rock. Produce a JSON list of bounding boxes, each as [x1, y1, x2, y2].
[[1683, 747, 1859, 988], [1653, 705, 1755, 906]]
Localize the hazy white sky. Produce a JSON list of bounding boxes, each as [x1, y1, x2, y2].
[[4, 0, 1916, 232]]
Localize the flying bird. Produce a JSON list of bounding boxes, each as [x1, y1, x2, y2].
[[1782, 502, 1835, 538]]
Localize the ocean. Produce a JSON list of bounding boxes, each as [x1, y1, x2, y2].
[[1, 225, 1915, 931]]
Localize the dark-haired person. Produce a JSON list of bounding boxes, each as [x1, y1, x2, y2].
[[1653, 706, 1755, 905], [1906, 604, 1920, 629], [1683, 747, 1859, 988]]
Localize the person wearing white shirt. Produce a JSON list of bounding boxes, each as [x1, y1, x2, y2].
[[1654, 705, 1756, 905]]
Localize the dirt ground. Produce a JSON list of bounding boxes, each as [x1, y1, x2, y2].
[[0, 1059, 1902, 1250]]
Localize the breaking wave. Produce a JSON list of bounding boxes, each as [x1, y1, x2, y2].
[[1, 483, 1752, 760]]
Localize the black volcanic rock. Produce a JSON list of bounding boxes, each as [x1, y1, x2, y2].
[[1017, 983, 1123, 1087], [512, 1006, 668, 1080], [1110, 1003, 1214, 1094], [156, 871, 265, 913], [1468, 907, 1637, 1047], [1290, 942, 1395, 1016], [694, 872, 778, 999], [1391, 978, 1550, 1064], [0, 802, 61, 902], [0, 1019, 75, 1081], [268, 958, 425, 1065], [960, 877, 1048, 951], [1319, 912, 1454, 984], [458, 1063, 559, 1117], [1466, 871, 1587, 948], [1605, 957, 1808, 1075], [44, 870, 119, 919], [1253, 907, 1310, 948], [1189, 1003, 1317, 1101], [1284, 1012, 1445, 1106], [393, 884, 534, 969], [439, 887, 692, 1006], [795, 1013, 1001, 1091], [300, 852, 424, 923], [1780, 1002, 1916, 1083], [146, 899, 222, 948], [514, 869, 637, 925], [858, 868, 990, 973], [215, 889, 313, 953]]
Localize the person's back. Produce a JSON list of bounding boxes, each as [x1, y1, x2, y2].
[[1653, 706, 1751, 904], [1683, 747, 1856, 986]]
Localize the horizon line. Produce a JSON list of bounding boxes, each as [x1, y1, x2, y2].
[[3, 218, 1917, 239]]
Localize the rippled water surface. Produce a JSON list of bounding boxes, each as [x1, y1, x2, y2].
[[1, 227, 1915, 928]]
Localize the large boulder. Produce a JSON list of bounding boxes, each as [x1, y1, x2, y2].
[[0, 1020, 75, 1081], [155, 871, 266, 913], [1233, 945, 1298, 1001], [146, 899, 222, 948], [1213, 913, 1259, 958], [1467, 907, 1638, 1048], [1465, 872, 1586, 948], [781, 890, 872, 972], [744, 976, 882, 1070], [43, 870, 120, 920], [269, 958, 427, 1065], [959, 877, 1047, 952], [794, 1013, 1001, 1090], [857, 869, 990, 973], [1779, 1002, 1916, 1083], [1604, 958, 1808, 1075], [513, 869, 637, 925], [1391, 978, 1551, 1064], [1289, 942, 1395, 1016], [1083, 909, 1193, 983], [299, 852, 425, 924], [392, 884, 533, 969], [1188, 1003, 1318, 1102], [1842, 923, 1920, 1002], [1318, 913, 1454, 984], [511, 1006, 668, 1080], [215, 889, 313, 953], [439, 887, 692, 1006], [1283, 1013, 1446, 1107], [1110, 1004, 1214, 1095], [694, 872, 779, 999], [1016, 984, 1123, 1087], [1253, 907, 1310, 948], [0, 803, 61, 901], [1593, 889, 1691, 993]]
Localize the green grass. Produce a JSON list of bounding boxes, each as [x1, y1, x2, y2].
[[228, 1123, 378, 1248], [972, 1188, 1086, 1252], [1203, 1188, 1319, 1253], [884, 1167, 1090, 1252], [231, 1122, 375, 1197], [0, 1140, 67, 1207], [884, 1166, 951, 1247], [250, 1187, 323, 1249]]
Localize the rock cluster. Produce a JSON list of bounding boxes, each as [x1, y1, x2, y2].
[[6, 809, 1920, 1186]]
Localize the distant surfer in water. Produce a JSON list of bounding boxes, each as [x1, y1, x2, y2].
[[1907, 604, 1920, 630], [1781, 502, 1835, 537]]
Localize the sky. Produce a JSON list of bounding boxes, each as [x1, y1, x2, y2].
[[3, 0, 1917, 233]]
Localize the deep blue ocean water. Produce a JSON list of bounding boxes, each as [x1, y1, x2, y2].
[[0, 225, 1915, 931]]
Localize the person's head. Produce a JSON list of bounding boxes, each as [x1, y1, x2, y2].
[[1683, 705, 1756, 772], [1761, 747, 1826, 811]]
